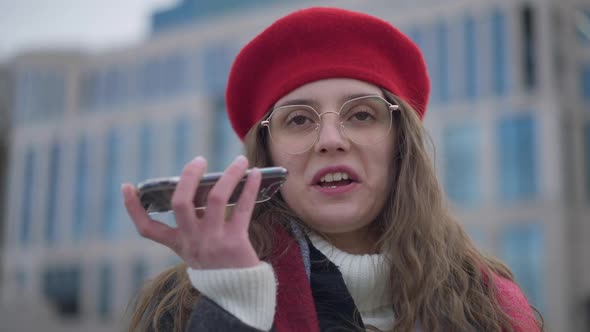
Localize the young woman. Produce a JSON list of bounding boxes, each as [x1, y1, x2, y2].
[[122, 7, 543, 332]]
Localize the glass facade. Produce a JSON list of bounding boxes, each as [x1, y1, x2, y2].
[[102, 129, 122, 238], [174, 117, 193, 174], [582, 65, 590, 101], [42, 265, 81, 316], [491, 8, 509, 96], [212, 98, 242, 171], [443, 123, 481, 206], [139, 122, 155, 181], [45, 140, 61, 245], [14, 68, 65, 122], [575, 9, 590, 44], [497, 113, 538, 202], [73, 136, 91, 241], [499, 223, 545, 312], [435, 20, 451, 103], [20, 148, 35, 246], [586, 124, 590, 198], [98, 263, 113, 319], [201, 44, 237, 96], [131, 259, 148, 294], [464, 15, 479, 100]]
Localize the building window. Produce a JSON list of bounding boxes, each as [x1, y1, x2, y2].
[[42, 265, 81, 317], [582, 65, 590, 101], [163, 53, 191, 96], [45, 140, 61, 245], [407, 26, 424, 49], [98, 263, 113, 319], [138, 59, 162, 100], [496, 113, 538, 202], [139, 123, 155, 181], [464, 15, 479, 100], [435, 20, 450, 103], [575, 9, 590, 44], [15, 68, 65, 122], [102, 66, 128, 106], [585, 124, 590, 199], [174, 117, 193, 174], [491, 8, 509, 96], [201, 44, 237, 96], [499, 223, 545, 312], [73, 136, 90, 241], [131, 259, 149, 295], [102, 129, 122, 238], [80, 71, 98, 110], [212, 97, 243, 171], [520, 5, 537, 91], [443, 123, 481, 206], [20, 148, 35, 246]]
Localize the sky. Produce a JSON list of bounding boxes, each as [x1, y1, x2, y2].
[[0, 0, 177, 62]]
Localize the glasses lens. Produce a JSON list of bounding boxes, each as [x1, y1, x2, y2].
[[340, 96, 392, 145], [268, 105, 320, 154]]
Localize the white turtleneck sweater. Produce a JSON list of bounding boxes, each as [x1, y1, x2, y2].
[[187, 233, 394, 331]]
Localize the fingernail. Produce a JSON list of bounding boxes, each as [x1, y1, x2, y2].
[[192, 156, 205, 164], [120, 183, 128, 195], [235, 155, 247, 164]]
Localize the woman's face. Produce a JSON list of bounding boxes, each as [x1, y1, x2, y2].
[[268, 78, 396, 240]]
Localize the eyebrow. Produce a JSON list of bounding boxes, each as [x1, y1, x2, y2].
[[274, 93, 381, 109]]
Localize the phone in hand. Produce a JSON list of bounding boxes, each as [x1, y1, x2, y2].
[[136, 166, 288, 214]]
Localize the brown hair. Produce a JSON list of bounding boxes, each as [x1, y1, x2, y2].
[[127, 90, 543, 332]]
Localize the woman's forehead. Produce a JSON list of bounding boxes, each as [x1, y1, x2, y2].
[[273, 78, 383, 107]]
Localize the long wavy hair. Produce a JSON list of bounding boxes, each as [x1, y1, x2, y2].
[[127, 90, 543, 332]]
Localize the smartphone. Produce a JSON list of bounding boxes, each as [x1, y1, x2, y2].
[[137, 166, 288, 214]]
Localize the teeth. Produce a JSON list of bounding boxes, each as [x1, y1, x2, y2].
[[320, 172, 351, 183]]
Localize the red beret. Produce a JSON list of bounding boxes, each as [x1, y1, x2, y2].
[[226, 7, 430, 140]]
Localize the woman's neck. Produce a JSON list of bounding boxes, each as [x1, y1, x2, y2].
[[321, 227, 379, 255]]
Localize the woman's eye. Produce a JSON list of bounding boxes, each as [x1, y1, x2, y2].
[[354, 112, 371, 120], [287, 115, 313, 126]]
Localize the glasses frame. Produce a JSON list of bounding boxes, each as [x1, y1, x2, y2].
[[260, 95, 400, 154]]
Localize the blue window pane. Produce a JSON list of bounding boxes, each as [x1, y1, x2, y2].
[[132, 259, 148, 293], [174, 118, 192, 174], [202, 45, 237, 95], [464, 15, 479, 100], [73, 136, 90, 241], [492, 9, 509, 96], [163, 53, 190, 96], [139, 123, 154, 180], [98, 263, 113, 319], [138, 59, 163, 100], [20, 148, 35, 246], [102, 129, 122, 238], [499, 224, 545, 312], [42, 265, 81, 316], [435, 20, 450, 102], [575, 9, 590, 44], [443, 124, 481, 206], [407, 27, 424, 50], [585, 124, 590, 198], [212, 99, 242, 171], [581, 65, 590, 101], [103, 66, 128, 106], [45, 141, 61, 245], [497, 114, 538, 201]]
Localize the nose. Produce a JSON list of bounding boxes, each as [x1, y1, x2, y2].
[[313, 112, 350, 153]]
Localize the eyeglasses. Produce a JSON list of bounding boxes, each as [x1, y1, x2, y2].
[[261, 95, 399, 154]]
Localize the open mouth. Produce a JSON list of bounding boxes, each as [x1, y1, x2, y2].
[[317, 171, 355, 188]]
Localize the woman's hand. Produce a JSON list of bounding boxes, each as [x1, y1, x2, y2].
[[121, 155, 262, 269]]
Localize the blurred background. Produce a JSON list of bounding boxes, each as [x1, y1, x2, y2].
[[0, 0, 589, 331]]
